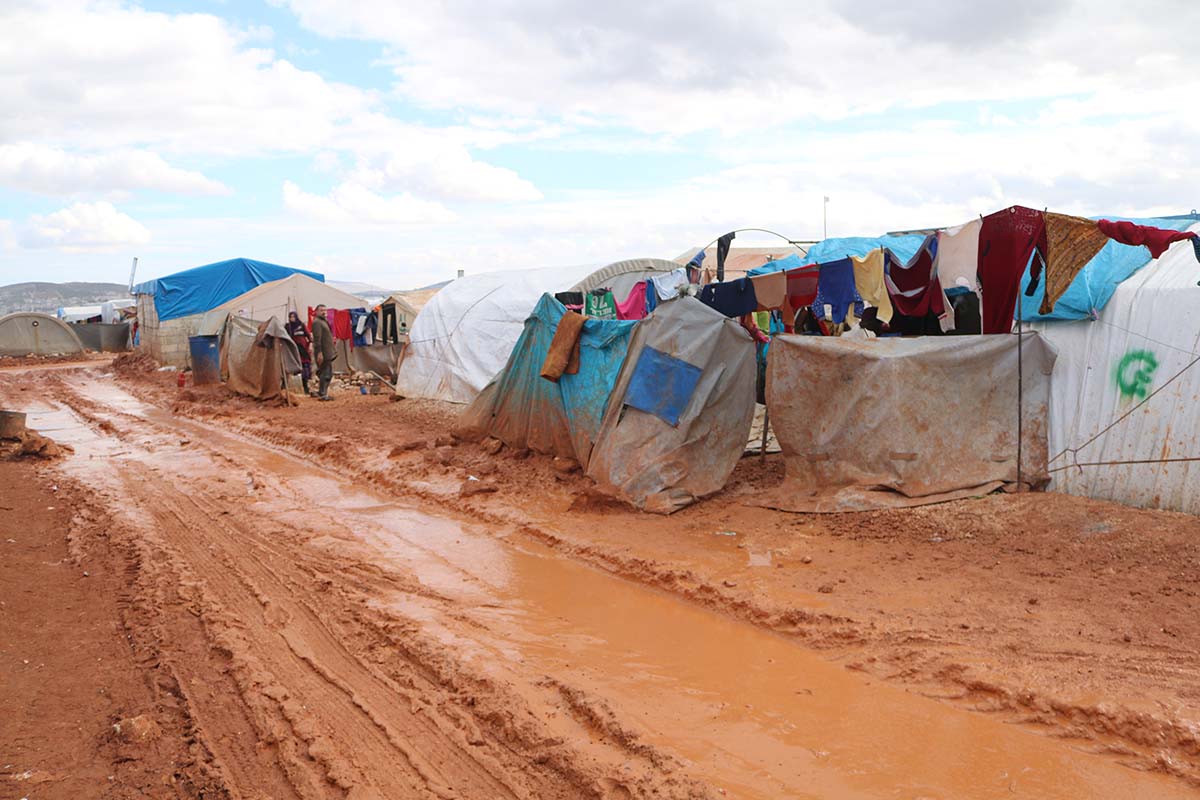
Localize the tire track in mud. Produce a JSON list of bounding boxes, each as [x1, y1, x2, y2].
[[7, 371, 712, 800], [95, 371, 1200, 792]]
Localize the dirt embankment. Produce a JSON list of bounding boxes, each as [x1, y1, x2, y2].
[[105, 363, 1200, 788]]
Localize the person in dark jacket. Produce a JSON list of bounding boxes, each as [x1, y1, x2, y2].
[[285, 311, 313, 395], [311, 304, 337, 400]]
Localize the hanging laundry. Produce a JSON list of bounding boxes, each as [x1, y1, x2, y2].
[[645, 284, 658, 315], [749, 270, 786, 311], [978, 206, 1046, 334], [781, 266, 820, 333], [650, 268, 689, 300], [810, 258, 862, 324], [1097, 219, 1200, 260], [850, 249, 893, 323], [716, 231, 736, 281], [329, 308, 355, 344], [585, 289, 617, 320], [935, 218, 982, 297], [555, 290, 584, 307], [623, 346, 703, 427], [687, 249, 706, 268], [540, 310, 587, 382], [740, 314, 769, 344], [615, 281, 649, 320], [1039, 213, 1110, 314], [698, 278, 758, 317], [349, 307, 375, 347], [885, 237, 954, 332]]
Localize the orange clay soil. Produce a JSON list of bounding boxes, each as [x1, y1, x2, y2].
[[2, 358, 1199, 798]]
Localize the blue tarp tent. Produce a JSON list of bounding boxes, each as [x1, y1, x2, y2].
[[133, 258, 323, 322], [746, 235, 925, 276], [458, 294, 637, 467]]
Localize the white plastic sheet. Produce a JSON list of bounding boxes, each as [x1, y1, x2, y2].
[[1032, 222, 1200, 512]]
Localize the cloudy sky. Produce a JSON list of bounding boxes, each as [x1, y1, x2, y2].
[[1, 0, 1197, 289]]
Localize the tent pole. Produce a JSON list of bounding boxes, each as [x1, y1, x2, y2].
[[1017, 308, 1024, 492], [279, 342, 291, 406], [760, 405, 770, 461]]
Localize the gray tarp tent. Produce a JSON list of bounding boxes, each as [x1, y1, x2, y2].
[[218, 315, 302, 401], [0, 313, 85, 357], [751, 333, 1056, 513], [586, 297, 757, 513]]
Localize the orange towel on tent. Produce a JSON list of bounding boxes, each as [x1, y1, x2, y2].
[[540, 310, 586, 382]]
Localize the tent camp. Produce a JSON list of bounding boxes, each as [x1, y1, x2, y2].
[[396, 259, 679, 404], [0, 312, 85, 357], [753, 334, 1055, 513], [1032, 221, 1200, 513], [197, 273, 366, 336], [459, 295, 638, 467], [218, 315, 302, 402], [586, 296, 757, 513], [133, 258, 322, 367], [57, 305, 103, 323], [101, 298, 136, 324]]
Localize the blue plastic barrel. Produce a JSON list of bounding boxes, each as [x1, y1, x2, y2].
[[188, 335, 220, 385]]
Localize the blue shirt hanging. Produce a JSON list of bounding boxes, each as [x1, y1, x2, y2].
[[698, 278, 758, 317]]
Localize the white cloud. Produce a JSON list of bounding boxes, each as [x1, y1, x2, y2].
[[282, 180, 456, 225], [0, 1, 540, 206], [18, 201, 151, 251], [280, 0, 1200, 133], [0, 143, 229, 197]]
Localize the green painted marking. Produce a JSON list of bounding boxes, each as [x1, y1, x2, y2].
[[1114, 349, 1159, 401]]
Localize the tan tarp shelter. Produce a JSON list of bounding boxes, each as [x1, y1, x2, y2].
[[0, 312, 85, 357], [218, 315, 302, 401], [751, 333, 1056, 513], [198, 274, 367, 336], [586, 297, 757, 513]]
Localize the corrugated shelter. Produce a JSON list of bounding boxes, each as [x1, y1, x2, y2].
[[587, 297, 757, 513], [1032, 222, 1200, 512], [752, 334, 1056, 513], [458, 294, 637, 466], [218, 315, 302, 402], [0, 312, 85, 356], [134, 258, 322, 367]]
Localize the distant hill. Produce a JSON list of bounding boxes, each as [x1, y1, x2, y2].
[[0, 281, 129, 315]]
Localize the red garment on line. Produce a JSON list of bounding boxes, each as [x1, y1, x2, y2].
[[978, 206, 1046, 334], [885, 241, 945, 319], [615, 281, 648, 320], [780, 266, 819, 331], [329, 308, 354, 344], [1096, 219, 1197, 259]]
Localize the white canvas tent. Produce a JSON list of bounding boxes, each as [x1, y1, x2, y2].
[[396, 259, 679, 404], [197, 274, 368, 336], [1033, 222, 1200, 513], [57, 305, 103, 323]]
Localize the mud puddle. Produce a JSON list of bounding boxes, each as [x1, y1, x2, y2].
[[26, 378, 1198, 799]]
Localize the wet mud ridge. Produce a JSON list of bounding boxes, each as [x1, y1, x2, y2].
[[4, 367, 1200, 798]]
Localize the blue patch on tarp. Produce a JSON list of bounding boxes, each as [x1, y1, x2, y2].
[[132, 257, 323, 322], [624, 346, 702, 427]]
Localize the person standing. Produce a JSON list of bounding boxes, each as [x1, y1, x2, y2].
[[311, 304, 337, 401], [285, 311, 313, 395]]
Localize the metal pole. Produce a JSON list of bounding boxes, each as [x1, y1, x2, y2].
[[823, 196, 829, 239], [760, 405, 770, 461], [1017, 310, 1024, 492]]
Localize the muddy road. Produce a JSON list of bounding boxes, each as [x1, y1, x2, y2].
[[3, 362, 1200, 798]]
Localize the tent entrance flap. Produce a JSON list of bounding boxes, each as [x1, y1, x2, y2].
[[750, 333, 1056, 514]]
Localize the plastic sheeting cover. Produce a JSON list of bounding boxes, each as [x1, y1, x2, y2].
[[753, 334, 1056, 513], [218, 315, 301, 401], [134, 258, 323, 322], [458, 294, 637, 466], [587, 297, 756, 514], [1018, 216, 1197, 322], [1032, 223, 1200, 513], [396, 264, 598, 404]]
